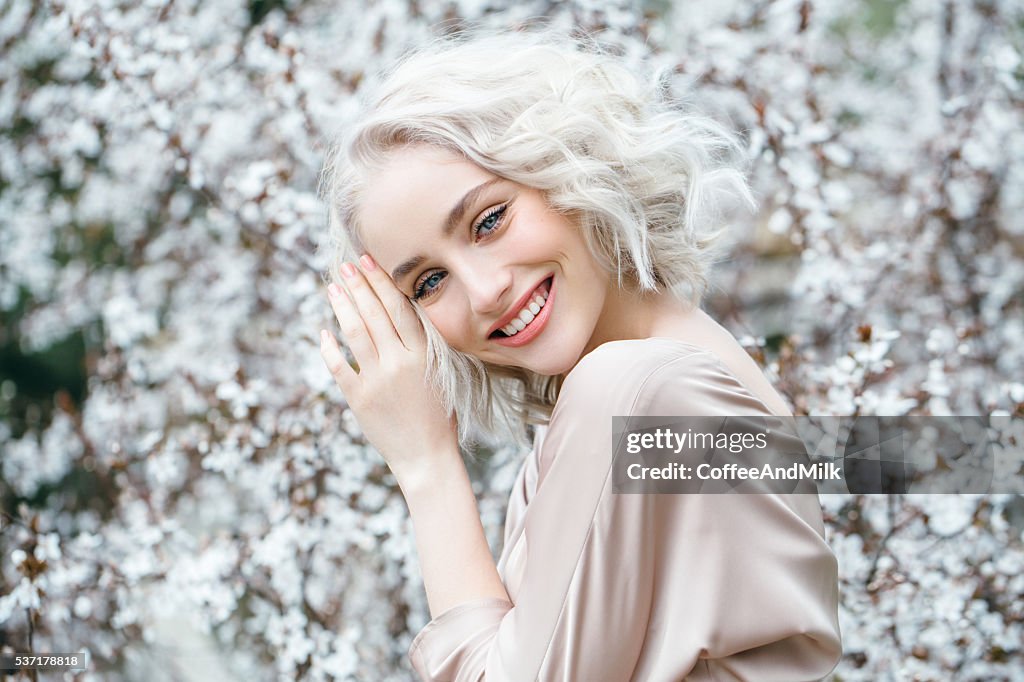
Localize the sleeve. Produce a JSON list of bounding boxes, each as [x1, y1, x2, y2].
[[501, 425, 543, 551], [408, 341, 842, 681]]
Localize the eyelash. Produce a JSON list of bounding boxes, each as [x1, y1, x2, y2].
[[412, 204, 509, 301]]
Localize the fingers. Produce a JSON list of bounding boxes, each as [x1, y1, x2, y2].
[[354, 254, 425, 350], [320, 328, 358, 394], [327, 279, 378, 365], [339, 256, 422, 354]]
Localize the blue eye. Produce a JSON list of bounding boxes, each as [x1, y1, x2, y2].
[[413, 270, 446, 300], [474, 205, 507, 237]]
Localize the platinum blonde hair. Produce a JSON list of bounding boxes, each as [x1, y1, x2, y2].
[[318, 27, 754, 448]]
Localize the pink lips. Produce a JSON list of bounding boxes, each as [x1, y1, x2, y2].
[[491, 277, 554, 348]]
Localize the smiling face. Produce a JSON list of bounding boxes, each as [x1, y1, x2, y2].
[[355, 144, 617, 376]]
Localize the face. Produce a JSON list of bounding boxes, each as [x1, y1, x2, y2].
[[356, 144, 614, 376]]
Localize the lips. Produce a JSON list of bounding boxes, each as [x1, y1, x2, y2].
[[488, 276, 553, 339], [489, 276, 555, 348]]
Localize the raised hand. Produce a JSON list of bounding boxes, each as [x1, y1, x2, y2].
[[319, 255, 459, 485]]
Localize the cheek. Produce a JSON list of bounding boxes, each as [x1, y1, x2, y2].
[[423, 299, 473, 351], [523, 211, 584, 259]]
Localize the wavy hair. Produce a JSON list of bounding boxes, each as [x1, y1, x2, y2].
[[317, 27, 754, 448]]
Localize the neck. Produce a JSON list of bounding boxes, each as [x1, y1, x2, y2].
[[580, 277, 699, 361]]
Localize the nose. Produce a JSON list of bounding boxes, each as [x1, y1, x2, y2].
[[459, 257, 512, 317]]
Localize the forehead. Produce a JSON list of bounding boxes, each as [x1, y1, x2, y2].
[[357, 145, 495, 266]]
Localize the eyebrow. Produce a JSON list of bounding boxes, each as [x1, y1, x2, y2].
[[389, 178, 504, 284]]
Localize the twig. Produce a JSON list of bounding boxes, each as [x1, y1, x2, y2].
[[25, 607, 37, 682]]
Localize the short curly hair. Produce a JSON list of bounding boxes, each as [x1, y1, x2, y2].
[[318, 26, 753, 448]]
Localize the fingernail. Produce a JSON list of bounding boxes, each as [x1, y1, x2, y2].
[[341, 263, 356, 278], [328, 283, 341, 297], [320, 329, 328, 344], [359, 254, 376, 271]]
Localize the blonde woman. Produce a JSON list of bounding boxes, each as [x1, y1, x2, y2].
[[318, 28, 841, 681]]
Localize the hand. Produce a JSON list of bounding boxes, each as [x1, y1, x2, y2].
[[319, 255, 459, 482]]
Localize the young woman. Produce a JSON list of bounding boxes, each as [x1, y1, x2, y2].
[[318, 28, 842, 681]]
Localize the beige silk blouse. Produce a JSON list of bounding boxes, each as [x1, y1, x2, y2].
[[409, 338, 843, 681]]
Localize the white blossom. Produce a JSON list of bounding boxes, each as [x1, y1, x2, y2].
[[2, 0, 1022, 678]]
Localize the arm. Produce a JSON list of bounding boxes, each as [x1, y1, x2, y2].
[[398, 451, 509, 619], [319, 256, 507, 623]]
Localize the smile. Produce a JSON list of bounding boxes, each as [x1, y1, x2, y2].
[[490, 277, 554, 347]]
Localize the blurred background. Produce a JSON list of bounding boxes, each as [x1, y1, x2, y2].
[[1, 0, 1022, 679]]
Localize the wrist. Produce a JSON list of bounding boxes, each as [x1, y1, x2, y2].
[[393, 445, 466, 498]]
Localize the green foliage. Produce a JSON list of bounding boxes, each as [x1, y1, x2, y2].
[[0, 321, 87, 440], [862, 0, 906, 37], [249, 0, 290, 26], [828, 0, 908, 41]]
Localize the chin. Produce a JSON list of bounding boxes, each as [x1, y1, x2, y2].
[[521, 362, 572, 377], [521, 347, 585, 377], [480, 326, 592, 377]]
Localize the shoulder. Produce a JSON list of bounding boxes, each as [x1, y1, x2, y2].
[[556, 338, 773, 418], [561, 338, 706, 390], [537, 338, 773, 485]]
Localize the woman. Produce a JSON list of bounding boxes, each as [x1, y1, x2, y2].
[[317, 28, 842, 681]]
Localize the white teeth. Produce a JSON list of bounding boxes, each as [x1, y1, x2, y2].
[[499, 286, 550, 337]]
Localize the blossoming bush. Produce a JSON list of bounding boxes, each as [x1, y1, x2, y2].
[[1, 0, 1022, 679]]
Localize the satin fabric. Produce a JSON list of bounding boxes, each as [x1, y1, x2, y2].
[[409, 338, 842, 681]]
